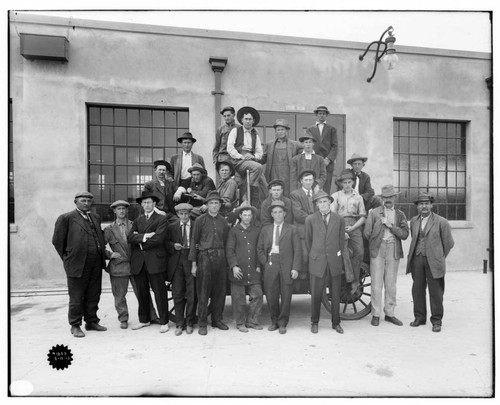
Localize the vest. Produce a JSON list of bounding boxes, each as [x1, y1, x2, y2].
[[415, 223, 426, 256], [86, 215, 102, 257], [235, 126, 257, 155]]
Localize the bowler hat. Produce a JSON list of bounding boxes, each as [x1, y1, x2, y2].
[[347, 153, 368, 165], [268, 179, 285, 190], [205, 191, 224, 204], [154, 160, 172, 172], [237, 106, 260, 126], [75, 191, 94, 199], [298, 169, 316, 180], [269, 199, 288, 213], [216, 160, 235, 176], [313, 105, 330, 114], [312, 190, 333, 204], [235, 204, 259, 219], [413, 192, 434, 205], [110, 200, 130, 209], [299, 133, 317, 143], [136, 191, 160, 204], [174, 203, 194, 212], [273, 119, 290, 130], [379, 185, 400, 198], [177, 131, 197, 143], [187, 163, 207, 175], [337, 169, 355, 182], [220, 106, 235, 115]]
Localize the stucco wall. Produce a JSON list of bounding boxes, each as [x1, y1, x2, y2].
[[9, 14, 491, 289]]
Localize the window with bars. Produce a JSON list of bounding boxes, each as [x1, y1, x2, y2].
[[393, 119, 467, 220], [88, 105, 189, 222]]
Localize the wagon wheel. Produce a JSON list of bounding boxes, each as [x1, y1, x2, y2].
[[321, 261, 372, 320]]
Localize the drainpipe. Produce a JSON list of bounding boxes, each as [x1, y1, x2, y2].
[[209, 57, 228, 132]]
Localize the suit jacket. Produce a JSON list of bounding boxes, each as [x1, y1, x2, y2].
[[143, 179, 176, 215], [406, 212, 455, 278], [289, 188, 317, 238], [170, 152, 205, 187], [351, 170, 375, 207], [260, 196, 294, 227], [52, 210, 107, 277], [257, 222, 302, 283], [290, 153, 327, 191], [104, 220, 133, 277], [165, 219, 192, 282], [306, 123, 338, 171], [127, 211, 169, 275], [305, 212, 345, 278], [263, 139, 302, 188]]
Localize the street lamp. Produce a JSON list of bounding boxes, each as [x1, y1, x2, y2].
[[359, 26, 398, 83]]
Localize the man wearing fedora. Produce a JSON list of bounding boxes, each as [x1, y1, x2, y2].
[[52, 191, 109, 338], [305, 190, 346, 334], [166, 203, 197, 336], [226, 205, 263, 332], [227, 106, 268, 206], [143, 159, 177, 223], [173, 163, 216, 207], [363, 185, 409, 327], [306, 105, 338, 194], [331, 169, 367, 294], [290, 133, 327, 193], [260, 179, 294, 227], [189, 190, 230, 335], [257, 200, 301, 334], [406, 192, 454, 332], [127, 191, 170, 333], [170, 131, 206, 190], [347, 153, 377, 211], [262, 119, 302, 197], [213, 160, 239, 218], [213, 106, 240, 165]]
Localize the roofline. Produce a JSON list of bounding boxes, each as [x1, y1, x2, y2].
[[9, 12, 492, 61]]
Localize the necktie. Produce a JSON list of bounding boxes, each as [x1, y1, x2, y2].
[[182, 223, 187, 247], [119, 223, 127, 240], [86, 213, 95, 229], [322, 214, 329, 227], [307, 191, 313, 212], [274, 224, 280, 246]]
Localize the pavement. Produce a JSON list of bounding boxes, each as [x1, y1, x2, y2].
[[8, 270, 494, 398]]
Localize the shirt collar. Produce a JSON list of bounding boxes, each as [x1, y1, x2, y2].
[[302, 150, 315, 155], [316, 121, 326, 126], [341, 189, 358, 196], [76, 208, 90, 217], [302, 187, 313, 195]]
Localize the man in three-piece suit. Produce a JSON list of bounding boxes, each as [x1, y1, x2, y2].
[[305, 190, 346, 334], [347, 153, 378, 211], [406, 192, 454, 333], [170, 132, 206, 189], [166, 203, 197, 336], [257, 200, 302, 334], [127, 191, 170, 333], [143, 160, 177, 223], [306, 105, 338, 194], [52, 191, 109, 338], [290, 133, 327, 193]]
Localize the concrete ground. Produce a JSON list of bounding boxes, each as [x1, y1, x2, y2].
[[8, 270, 494, 398]]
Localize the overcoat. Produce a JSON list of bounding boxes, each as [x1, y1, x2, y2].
[[103, 220, 133, 277], [263, 139, 302, 191], [306, 123, 338, 170], [143, 179, 176, 215]]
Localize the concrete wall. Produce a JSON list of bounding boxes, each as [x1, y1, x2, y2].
[[9, 14, 491, 290]]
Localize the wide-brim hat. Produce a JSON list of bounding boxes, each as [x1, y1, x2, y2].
[[136, 191, 160, 204], [177, 131, 197, 143], [267, 179, 285, 190], [205, 191, 224, 204], [75, 191, 94, 199], [313, 105, 330, 114], [154, 160, 172, 172], [337, 169, 355, 182], [110, 200, 130, 209], [413, 192, 434, 205], [312, 190, 334, 204], [347, 153, 368, 165], [175, 203, 194, 212], [299, 133, 317, 143], [188, 163, 207, 175], [237, 106, 260, 126], [220, 106, 235, 115], [235, 204, 259, 218], [298, 169, 316, 180], [379, 185, 401, 198], [273, 118, 290, 130], [216, 160, 235, 176], [269, 200, 288, 213]]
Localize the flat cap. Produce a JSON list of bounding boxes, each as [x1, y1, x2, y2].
[[75, 191, 94, 199], [110, 200, 130, 208], [175, 203, 194, 212]]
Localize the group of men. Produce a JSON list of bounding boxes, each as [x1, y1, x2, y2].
[[52, 104, 455, 338]]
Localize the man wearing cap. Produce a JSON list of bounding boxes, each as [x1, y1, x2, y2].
[[347, 153, 377, 211], [406, 192, 454, 333], [306, 105, 338, 193], [170, 132, 206, 190], [260, 179, 294, 227], [263, 119, 302, 197], [166, 203, 197, 336], [52, 192, 108, 338], [127, 191, 170, 333], [290, 133, 327, 193], [305, 190, 346, 334], [215, 160, 239, 217], [225, 205, 263, 332], [173, 163, 216, 207], [364, 185, 409, 327], [331, 169, 367, 294], [213, 106, 240, 165], [143, 160, 177, 222], [189, 191, 230, 335], [257, 200, 301, 334], [227, 106, 267, 206]]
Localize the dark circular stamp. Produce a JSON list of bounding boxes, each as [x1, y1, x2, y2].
[[47, 344, 73, 370]]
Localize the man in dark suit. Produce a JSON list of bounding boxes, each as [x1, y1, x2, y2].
[[127, 191, 170, 333], [290, 133, 327, 193], [257, 200, 302, 334], [406, 192, 454, 333], [166, 203, 197, 336], [170, 132, 206, 189], [347, 153, 378, 211], [305, 190, 346, 334], [143, 160, 177, 223], [306, 105, 338, 194], [52, 191, 108, 338], [260, 179, 294, 227]]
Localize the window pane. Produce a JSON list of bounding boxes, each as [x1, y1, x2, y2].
[[115, 127, 126, 145], [89, 184, 101, 202], [438, 138, 447, 153], [447, 172, 456, 187], [153, 110, 164, 127], [140, 128, 152, 146], [428, 122, 438, 137], [89, 107, 100, 125], [89, 146, 100, 163], [153, 149, 164, 162], [437, 156, 446, 171], [409, 121, 418, 137], [128, 148, 140, 164], [101, 165, 114, 184], [102, 126, 114, 145], [115, 109, 127, 126], [127, 109, 139, 126], [428, 171, 437, 187], [116, 147, 127, 164], [419, 137, 428, 153], [399, 154, 409, 170], [410, 155, 419, 170], [140, 148, 152, 164], [447, 139, 457, 154], [89, 126, 100, 144], [399, 171, 408, 188], [399, 120, 409, 137], [438, 172, 446, 187], [457, 155, 466, 171], [140, 110, 152, 127], [129, 185, 141, 200], [128, 166, 140, 184], [128, 127, 140, 146], [89, 165, 100, 183], [429, 138, 437, 153], [165, 128, 178, 147], [409, 137, 418, 152], [178, 111, 189, 127], [399, 137, 408, 153], [101, 146, 114, 163], [102, 108, 114, 125], [394, 136, 399, 152], [448, 156, 457, 171], [116, 166, 127, 183], [115, 185, 128, 200], [165, 111, 177, 127], [153, 128, 165, 146], [419, 171, 428, 186], [457, 172, 465, 188], [418, 156, 428, 170]]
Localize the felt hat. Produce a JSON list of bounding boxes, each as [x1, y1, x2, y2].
[[413, 192, 434, 205], [379, 185, 401, 198], [187, 163, 207, 175], [347, 153, 368, 165], [235, 204, 259, 218], [74, 191, 94, 199], [177, 131, 197, 143], [273, 119, 290, 130], [312, 190, 334, 204], [174, 203, 194, 212], [153, 160, 172, 172], [220, 106, 235, 115], [136, 191, 160, 204], [269, 199, 288, 213], [110, 200, 130, 209], [313, 105, 330, 114], [205, 191, 224, 204], [237, 106, 260, 126], [299, 133, 317, 143], [216, 160, 235, 176], [267, 179, 285, 190], [298, 169, 316, 180], [337, 169, 355, 182]]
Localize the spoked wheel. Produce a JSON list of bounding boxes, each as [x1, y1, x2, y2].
[[321, 262, 372, 320]]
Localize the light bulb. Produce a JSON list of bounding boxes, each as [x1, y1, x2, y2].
[[382, 52, 399, 71]]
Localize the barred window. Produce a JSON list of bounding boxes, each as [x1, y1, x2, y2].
[[88, 105, 189, 222], [393, 119, 466, 220]]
